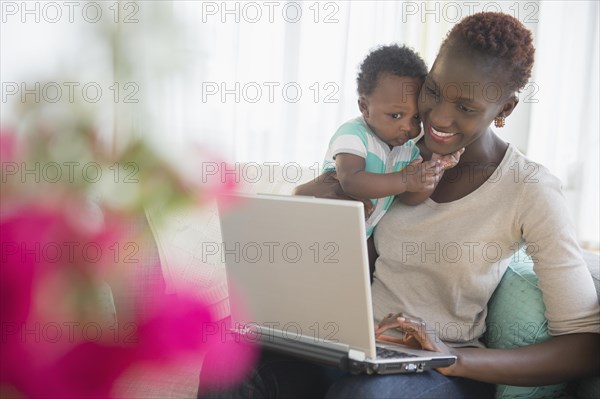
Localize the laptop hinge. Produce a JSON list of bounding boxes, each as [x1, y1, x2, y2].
[[348, 349, 366, 362]]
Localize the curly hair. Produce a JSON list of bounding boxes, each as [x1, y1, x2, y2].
[[440, 12, 535, 92], [357, 44, 428, 96]]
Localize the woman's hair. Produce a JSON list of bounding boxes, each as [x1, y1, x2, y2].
[[440, 12, 535, 93], [357, 44, 428, 96]]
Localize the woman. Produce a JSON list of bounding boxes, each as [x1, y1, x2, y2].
[[320, 11, 600, 397], [199, 12, 599, 398]]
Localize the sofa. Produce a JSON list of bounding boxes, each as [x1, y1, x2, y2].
[[112, 164, 600, 399]]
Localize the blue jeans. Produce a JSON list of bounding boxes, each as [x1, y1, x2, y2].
[[326, 370, 495, 399], [198, 346, 495, 399]]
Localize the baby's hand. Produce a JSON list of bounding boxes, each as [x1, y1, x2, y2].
[[409, 155, 424, 165], [402, 159, 441, 192], [432, 148, 465, 170]]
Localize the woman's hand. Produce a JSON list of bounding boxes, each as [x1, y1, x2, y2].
[[375, 313, 457, 376], [292, 171, 375, 217]]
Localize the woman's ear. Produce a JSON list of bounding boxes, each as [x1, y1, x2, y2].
[[358, 96, 369, 118], [499, 94, 519, 119]]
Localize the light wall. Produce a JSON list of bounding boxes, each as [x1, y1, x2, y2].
[[1, 1, 597, 246]]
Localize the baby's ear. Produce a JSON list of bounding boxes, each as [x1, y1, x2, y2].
[[358, 96, 369, 118]]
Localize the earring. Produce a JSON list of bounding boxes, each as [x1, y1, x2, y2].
[[494, 115, 505, 128]]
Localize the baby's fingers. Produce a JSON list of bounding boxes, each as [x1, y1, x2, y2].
[[440, 149, 465, 170], [422, 159, 442, 173], [409, 155, 424, 165]]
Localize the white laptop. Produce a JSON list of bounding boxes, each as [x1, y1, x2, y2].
[[217, 193, 456, 374]]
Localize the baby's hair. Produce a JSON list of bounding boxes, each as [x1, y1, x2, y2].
[[357, 44, 428, 96], [440, 12, 535, 93]]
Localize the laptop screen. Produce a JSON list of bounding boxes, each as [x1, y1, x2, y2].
[[218, 193, 377, 359]]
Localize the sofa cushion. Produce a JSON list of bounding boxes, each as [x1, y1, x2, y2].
[[484, 250, 567, 398], [581, 250, 599, 297], [570, 251, 600, 399]]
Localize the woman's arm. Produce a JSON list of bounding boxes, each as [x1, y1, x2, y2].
[[367, 235, 378, 282], [293, 170, 375, 215], [293, 170, 351, 199], [451, 333, 600, 386], [377, 316, 600, 385], [452, 170, 600, 384]]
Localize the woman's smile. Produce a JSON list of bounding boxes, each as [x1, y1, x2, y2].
[[428, 126, 458, 142]]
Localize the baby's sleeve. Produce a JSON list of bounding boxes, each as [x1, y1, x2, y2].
[[328, 128, 369, 159], [323, 125, 369, 172], [409, 140, 421, 162]]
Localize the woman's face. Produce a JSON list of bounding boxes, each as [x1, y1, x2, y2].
[[418, 48, 516, 155]]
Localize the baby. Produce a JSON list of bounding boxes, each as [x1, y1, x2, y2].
[[322, 45, 462, 237]]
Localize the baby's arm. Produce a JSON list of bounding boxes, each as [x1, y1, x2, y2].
[[335, 153, 439, 199]]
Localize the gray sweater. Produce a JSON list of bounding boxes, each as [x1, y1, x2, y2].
[[372, 144, 600, 347]]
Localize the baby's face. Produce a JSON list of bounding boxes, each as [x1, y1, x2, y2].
[[360, 74, 423, 148]]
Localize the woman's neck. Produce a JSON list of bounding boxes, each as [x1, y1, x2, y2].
[[459, 129, 507, 165]]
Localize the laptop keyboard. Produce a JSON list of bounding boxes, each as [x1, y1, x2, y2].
[[376, 346, 419, 359]]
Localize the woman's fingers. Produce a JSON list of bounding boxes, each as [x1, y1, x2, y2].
[[376, 315, 436, 351], [376, 315, 457, 375], [361, 199, 374, 218], [375, 314, 426, 336], [375, 313, 400, 335], [395, 317, 435, 351], [376, 334, 405, 345], [400, 333, 422, 349], [396, 317, 457, 375]]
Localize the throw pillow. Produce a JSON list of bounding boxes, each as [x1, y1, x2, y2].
[[484, 250, 567, 399]]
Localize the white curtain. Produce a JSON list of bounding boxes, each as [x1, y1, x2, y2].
[[526, 1, 599, 247], [153, 1, 549, 163], [153, 1, 453, 163], [1, 1, 598, 246]]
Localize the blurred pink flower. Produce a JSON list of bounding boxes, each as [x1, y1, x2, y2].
[[1, 207, 257, 398], [0, 128, 18, 162]]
